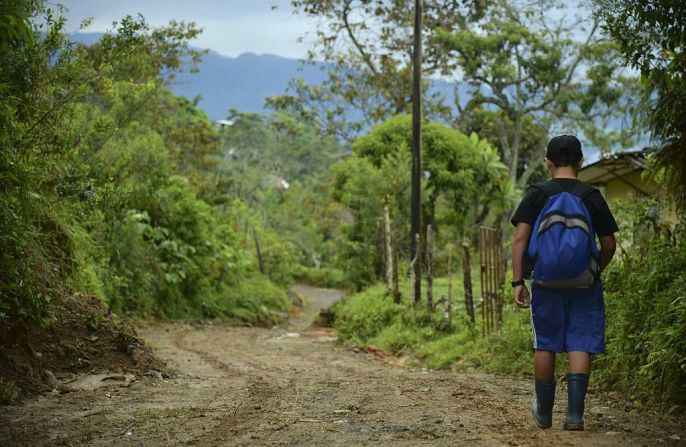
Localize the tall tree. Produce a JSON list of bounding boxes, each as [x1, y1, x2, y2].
[[593, 0, 686, 209], [267, 0, 489, 140], [436, 0, 638, 189], [335, 115, 511, 289]]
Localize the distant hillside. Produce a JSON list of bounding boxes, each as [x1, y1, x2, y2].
[[171, 51, 331, 119], [69, 33, 624, 161], [71, 32, 461, 120]]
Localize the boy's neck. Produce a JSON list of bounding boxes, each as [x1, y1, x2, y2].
[[550, 167, 578, 180]]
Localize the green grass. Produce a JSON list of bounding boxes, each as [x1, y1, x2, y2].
[[292, 265, 346, 289], [332, 272, 541, 375]]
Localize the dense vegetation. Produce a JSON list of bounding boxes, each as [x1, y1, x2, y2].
[[0, 2, 343, 326], [1, 0, 684, 412], [594, 0, 686, 208], [320, 0, 686, 408], [332, 115, 513, 289], [332, 197, 686, 407]]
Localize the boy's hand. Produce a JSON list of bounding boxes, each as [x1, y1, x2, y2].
[[514, 285, 530, 308]]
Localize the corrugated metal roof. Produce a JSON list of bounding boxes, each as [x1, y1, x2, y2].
[[578, 149, 650, 185], [577, 148, 657, 195]]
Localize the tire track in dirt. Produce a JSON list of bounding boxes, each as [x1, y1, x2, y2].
[[1, 285, 684, 446], [153, 288, 685, 447], [170, 328, 248, 377]]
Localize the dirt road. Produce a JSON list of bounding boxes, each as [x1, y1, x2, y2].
[[1, 285, 684, 446]]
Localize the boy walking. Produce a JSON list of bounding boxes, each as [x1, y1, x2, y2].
[[510, 135, 618, 430]]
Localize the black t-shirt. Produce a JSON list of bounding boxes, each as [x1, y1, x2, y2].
[[510, 178, 619, 237]]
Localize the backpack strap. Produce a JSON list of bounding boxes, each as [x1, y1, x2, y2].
[[531, 181, 597, 199], [531, 181, 563, 197], [569, 182, 598, 199]]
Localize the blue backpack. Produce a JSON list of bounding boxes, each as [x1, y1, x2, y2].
[[524, 182, 600, 289]]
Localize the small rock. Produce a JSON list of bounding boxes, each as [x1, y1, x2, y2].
[[34, 351, 43, 359], [102, 375, 127, 382], [43, 370, 59, 388], [606, 431, 621, 436], [333, 409, 350, 415], [589, 407, 606, 416], [151, 371, 163, 381], [669, 435, 681, 441], [11, 386, 22, 401]]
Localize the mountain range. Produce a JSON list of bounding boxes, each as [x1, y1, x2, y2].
[[72, 32, 461, 121], [69, 33, 618, 161]]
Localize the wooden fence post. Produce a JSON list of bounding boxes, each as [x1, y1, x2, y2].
[[478, 227, 504, 335], [411, 233, 420, 306], [392, 231, 401, 303], [447, 246, 453, 327], [462, 242, 475, 324], [384, 205, 394, 295], [426, 224, 434, 310], [253, 226, 264, 274], [378, 217, 386, 278]]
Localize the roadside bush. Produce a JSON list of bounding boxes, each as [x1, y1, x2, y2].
[[0, 3, 295, 336], [334, 197, 686, 408], [596, 199, 686, 406], [255, 228, 296, 288], [333, 275, 534, 373], [293, 266, 345, 289]]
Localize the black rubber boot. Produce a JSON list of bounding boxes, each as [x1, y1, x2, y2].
[[531, 378, 555, 429], [564, 373, 589, 431]]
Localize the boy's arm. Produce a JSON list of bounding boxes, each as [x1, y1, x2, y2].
[[512, 222, 532, 308], [599, 234, 616, 273]]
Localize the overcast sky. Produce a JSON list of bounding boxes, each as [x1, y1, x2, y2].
[[57, 0, 314, 59], [57, 1, 595, 61]]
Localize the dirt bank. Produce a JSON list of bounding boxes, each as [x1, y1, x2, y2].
[[0, 293, 162, 404], [1, 285, 684, 446]]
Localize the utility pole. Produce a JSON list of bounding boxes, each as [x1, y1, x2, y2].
[[410, 0, 423, 306]]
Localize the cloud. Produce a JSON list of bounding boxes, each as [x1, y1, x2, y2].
[[58, 0, 312, 58]]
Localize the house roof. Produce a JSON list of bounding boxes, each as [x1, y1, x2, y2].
[[578, 148, 650, 185]]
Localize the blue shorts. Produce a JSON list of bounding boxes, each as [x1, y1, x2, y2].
[[530, 280, 605, 354]]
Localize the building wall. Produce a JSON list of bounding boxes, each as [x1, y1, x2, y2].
[[601, 171, 679, 228], [602, 171, 656, 205]]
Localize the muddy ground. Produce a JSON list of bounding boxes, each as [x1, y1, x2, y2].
[[1, 285, 684, 446]]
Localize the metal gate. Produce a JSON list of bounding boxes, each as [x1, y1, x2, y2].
[[479, 226, 505, 335]]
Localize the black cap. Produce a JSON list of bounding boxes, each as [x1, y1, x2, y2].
[[546, 135, 582, 164]]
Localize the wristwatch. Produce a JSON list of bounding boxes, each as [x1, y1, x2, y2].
[[511, 279, 525, 288]]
